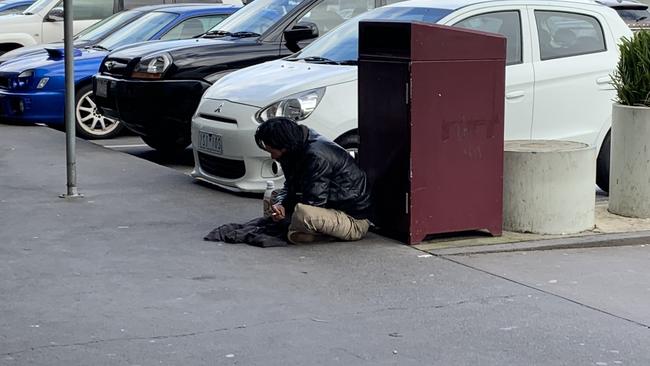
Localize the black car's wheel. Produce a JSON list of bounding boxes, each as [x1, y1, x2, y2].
[[75, 84, 123, 139], [596, 131, 611, 193], [141, 133, 191, 154], [336, 132, 359, 161]]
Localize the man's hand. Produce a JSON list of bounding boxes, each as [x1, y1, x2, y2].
[[271, 204, 286, 222]]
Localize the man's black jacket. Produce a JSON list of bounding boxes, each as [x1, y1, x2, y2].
[[276, 128, 371, 220]]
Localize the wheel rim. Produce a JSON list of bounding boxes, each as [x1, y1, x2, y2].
[[76, 90, 120, 136]]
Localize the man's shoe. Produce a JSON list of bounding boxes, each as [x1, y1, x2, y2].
[[288, 231, 317, 244], [288, 231, 334, 244]]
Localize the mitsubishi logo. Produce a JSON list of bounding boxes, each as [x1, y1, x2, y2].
[[215, 103, 224, 114], [105, 61, 116, 71]]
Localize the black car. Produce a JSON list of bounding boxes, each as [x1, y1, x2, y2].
[[94, 0, 397, 152]]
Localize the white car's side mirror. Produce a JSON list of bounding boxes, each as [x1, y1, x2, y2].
[[45, 7, 64, 22]]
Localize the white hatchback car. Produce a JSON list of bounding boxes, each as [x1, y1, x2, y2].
[[191, 0, 632, 193]]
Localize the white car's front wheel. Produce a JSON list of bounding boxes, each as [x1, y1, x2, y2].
[[336, 133, 359, 161], [75, 84, 123, 139]]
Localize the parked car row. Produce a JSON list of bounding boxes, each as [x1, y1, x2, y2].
[[188, 0, 634, 193], [0, 0, 245, 55], [0, 3, 240, 138], [0, 0, 648, 194], [93, 0, 399, 150]]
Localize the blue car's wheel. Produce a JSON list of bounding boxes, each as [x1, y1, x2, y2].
[[75, 84, 123, 139]]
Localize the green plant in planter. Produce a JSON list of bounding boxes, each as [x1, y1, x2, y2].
[[612, 30, 650, 107]]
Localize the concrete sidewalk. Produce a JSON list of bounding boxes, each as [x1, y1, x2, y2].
[[414, 188, 650, 256], [2, 125, 650, 365]]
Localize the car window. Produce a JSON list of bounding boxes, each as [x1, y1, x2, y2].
[[297, 0, 376, 35], [0, 5, 29, 15], [24, 0, 53, 15], [210, 0, 306, 36], [160, 15, 229, 41], [75, 10, 141, 41], [53, 0, 114, 21], [293, 6, 452, 63], [615, 7, 650, 24], [454, 11, 522, 66], [98, 11, 178, 50], [535, 11, 606, 60]]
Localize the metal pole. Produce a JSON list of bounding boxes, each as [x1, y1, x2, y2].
[[60, 0, 82, 199]]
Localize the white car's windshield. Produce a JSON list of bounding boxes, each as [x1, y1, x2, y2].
[[76, 10, 141, 42], [96, 11, 177, 50], [292, 6, 452, 64], [206, 0, 305, 37], [23, 0, 52, 15]]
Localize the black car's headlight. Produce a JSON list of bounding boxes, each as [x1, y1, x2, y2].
[[131, 53, 172, 80], [256, 87, 326, 123]]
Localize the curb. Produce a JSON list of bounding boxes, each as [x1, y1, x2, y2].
[[424, 230, 650, 256]]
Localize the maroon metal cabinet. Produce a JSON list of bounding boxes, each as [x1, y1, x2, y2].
[[358, 21, 506, 245]]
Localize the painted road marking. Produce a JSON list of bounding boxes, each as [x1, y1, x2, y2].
[[104, 144, 149, 149]]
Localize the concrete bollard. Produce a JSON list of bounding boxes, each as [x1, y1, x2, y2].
[[503, 140, 595, 234], [609, 105, 650, 218]]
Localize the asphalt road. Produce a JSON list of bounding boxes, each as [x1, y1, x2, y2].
[[92, 135, 195, 175]]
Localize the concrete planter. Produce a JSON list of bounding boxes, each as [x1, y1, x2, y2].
[[503, 140, 595, 235], [609, 104, 650, 218]]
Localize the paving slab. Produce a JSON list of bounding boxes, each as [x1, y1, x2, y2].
[[2, 125, 650, 365], [415, 196, 650, 256]]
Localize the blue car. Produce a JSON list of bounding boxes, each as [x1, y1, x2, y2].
[[0, 0, 34, 16], [0, 4, 239, 139]]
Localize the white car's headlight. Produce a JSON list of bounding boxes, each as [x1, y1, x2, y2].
[[131, 53, 172, 80], [256, 87, 326, 123]]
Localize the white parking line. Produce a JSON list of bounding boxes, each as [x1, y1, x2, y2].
[[104, 144, 149, 149]]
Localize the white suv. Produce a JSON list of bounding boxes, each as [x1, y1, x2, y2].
[[0, 0, 112, 54], [0, 0, 244, 55], [192, 0, 632, 193]]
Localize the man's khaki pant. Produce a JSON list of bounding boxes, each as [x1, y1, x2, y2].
[[288, 203, 370, 243]]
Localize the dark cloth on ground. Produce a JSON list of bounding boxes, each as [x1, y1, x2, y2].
[[204, 217, 289, 248]]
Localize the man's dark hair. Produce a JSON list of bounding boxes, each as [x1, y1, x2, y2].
[[255, 118, 306, 152]]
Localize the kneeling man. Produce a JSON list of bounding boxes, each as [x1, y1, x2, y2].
[[255, 118, 371, 244]]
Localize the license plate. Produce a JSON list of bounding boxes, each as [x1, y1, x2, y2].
[[96, 78, 109, 98], [198, 131, 223, 154]]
